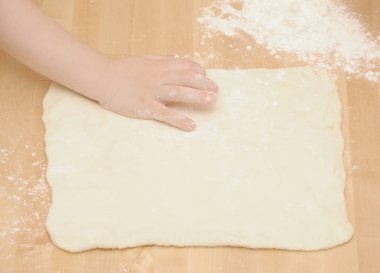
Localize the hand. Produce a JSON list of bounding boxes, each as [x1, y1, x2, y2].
[[0, 1, 216, 132], [95, 56, 219, 131]]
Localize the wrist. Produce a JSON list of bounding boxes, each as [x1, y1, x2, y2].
[[77, 53, 113, 102]]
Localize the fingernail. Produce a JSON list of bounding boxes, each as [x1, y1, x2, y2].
[[205, 92, 217, 103], [186, 120, 196, 131]]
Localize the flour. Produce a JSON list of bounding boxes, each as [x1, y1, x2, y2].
[[198, 0, 380, 81], [0, 143, 50, 257]]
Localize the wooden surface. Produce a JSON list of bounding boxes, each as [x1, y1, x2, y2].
[[0, 0, 379, 272]]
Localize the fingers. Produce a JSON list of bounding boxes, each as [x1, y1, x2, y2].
[[163, 70, 219, 92], [151, 102, 196, 132], [156, 86, 217, 105], [145, 55, 206, 74], [144, 55, 218, 92], [165, 58, 206, 75], [147, 55, 207, 76]]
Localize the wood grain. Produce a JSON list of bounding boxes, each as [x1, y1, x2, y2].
[[0, 0, 379, 272]]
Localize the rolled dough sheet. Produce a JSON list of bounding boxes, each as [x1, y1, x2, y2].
[[43, 67, 353, 252]]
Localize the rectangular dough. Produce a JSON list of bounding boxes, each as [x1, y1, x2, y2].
[[43, 67, 353, 252]]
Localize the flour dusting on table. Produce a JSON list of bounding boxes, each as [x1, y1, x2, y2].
[[197, 0, 380, 81], [0, 142, 50, 259]]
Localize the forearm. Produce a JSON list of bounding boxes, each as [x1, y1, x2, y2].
[[0, 0, 108, 100], [0, 0, 219, 131]]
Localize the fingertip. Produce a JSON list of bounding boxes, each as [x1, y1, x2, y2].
[[203, 91, 217, 104], [207, 79, 219, 92], [184, 119, 196, 131], [194, 74, 218, 93], [213, 82, 219, 92], [152, 102, 197, 132]]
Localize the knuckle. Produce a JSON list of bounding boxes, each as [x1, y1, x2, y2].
[[184, 60, 201, 70], [185, 71, 206, 84], [176, 59, 204, 73], [188, 63, 205, 75], [183, 90, 198, 102], [157, 107, 170, 118]]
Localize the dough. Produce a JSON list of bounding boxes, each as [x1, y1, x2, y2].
[[43, 67, 353, 252]]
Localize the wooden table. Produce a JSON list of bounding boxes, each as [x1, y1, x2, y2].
[[0, 0, 379, 272]]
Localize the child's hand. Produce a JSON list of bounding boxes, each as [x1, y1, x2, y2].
[[95, 56, 218, 131], [0, 1, 217, 131]]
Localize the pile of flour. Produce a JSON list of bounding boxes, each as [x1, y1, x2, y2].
[[198, 0, 380, 81]]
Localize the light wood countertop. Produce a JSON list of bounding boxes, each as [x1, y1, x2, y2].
[[0, 0, 379, 272]]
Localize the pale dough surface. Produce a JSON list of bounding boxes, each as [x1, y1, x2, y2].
[[43, 67, 353, 252]]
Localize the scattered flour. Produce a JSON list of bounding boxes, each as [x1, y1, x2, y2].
[[197, 0, 380, 81], [0, 142, 50, 259]]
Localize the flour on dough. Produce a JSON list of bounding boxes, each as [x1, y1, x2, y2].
[[43, 67, 353, 252]]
